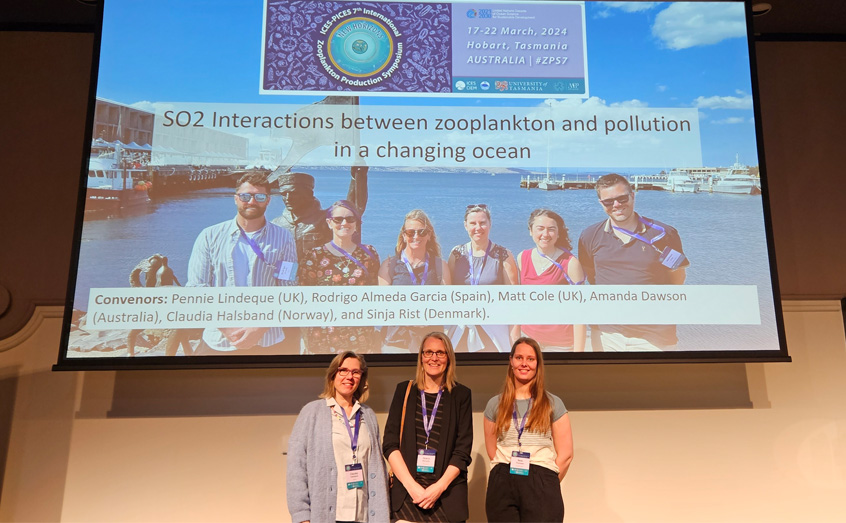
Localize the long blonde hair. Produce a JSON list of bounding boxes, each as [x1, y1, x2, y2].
[[319, 351, 370, 403], [414, 331, 456, 392], [494, 337, 553, 437], [394, 209, 441, 258]]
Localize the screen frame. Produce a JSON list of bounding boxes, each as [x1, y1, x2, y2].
[[54, 0, 791, 371]]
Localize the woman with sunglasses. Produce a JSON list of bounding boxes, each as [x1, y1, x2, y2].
[[299, 200, 381, 354], [378, 210, 452, 353], [516, 209, 586, 351], [447, 204, 519, 352], [483, 337, 573, 522], [382, 332, 472, 522], [287, 350, 390, 523]]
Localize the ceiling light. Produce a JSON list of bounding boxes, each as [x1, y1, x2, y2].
[[752, 3, 772, 16]]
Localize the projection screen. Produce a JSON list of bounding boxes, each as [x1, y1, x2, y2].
[[56, 0, 789, 368]]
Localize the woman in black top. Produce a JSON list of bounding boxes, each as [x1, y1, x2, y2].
[[382, 332, 473, 522]]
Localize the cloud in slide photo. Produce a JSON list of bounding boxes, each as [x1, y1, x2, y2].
[[652, 2, 746, 50]]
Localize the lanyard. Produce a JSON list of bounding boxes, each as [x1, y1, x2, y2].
[[420, 388, 444, 448], [339, 406, 362, 461], [330, 241, 370, 276], [401, 252, 429, 285], [237, 225, 268, 265], [467, 241, 491, 286], [512, 399, 532, 448], [611, 217, 666, 251], [535, 248, 585, 285]]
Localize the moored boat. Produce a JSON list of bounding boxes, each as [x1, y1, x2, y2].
[[662, 169, 700, 193], [85, 144, 151, 213], [538, 176, 562, 190], [710, 171, 758, 194], [708, 157, 758, 194]]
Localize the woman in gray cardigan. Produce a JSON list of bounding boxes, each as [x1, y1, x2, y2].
[[287, 351, 390, 523]]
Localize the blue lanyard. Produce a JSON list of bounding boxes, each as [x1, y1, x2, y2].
[[467, 241, 491, 286], [512, 399, 532, 448], [237, 225, 268, 265], [420, 388, 444, 448], [401, 252, 429, 285], [339, 406, 362, 461], [535, 248, 585, 285], [611, 217, 666, 251], [330, 241, 370, 277]]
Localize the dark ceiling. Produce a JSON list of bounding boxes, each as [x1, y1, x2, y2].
[[3, 1, 846, 36], [751, 0, 846, 35]]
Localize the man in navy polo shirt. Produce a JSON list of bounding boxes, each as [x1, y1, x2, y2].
[[577, 173, 689, 351]]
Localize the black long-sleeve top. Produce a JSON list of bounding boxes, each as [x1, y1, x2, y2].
[[382, 380, 473, 521]]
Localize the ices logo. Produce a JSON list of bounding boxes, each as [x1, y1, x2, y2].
[[455, 81, 466, 91], [466, 9, 477, 18], [480, 81, 490, 90]]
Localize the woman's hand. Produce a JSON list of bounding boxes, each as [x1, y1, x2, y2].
[[416, 480, 447, 510], [552, 413, 574, 481], [483, 418, 498, 461], [227, 326, 269, 349], [405, 480, 428, 505], [417, 464, 460, 509], [388, 449, 425, 504]]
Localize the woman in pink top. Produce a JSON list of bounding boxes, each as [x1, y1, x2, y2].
[[515, 209, 586, 351]]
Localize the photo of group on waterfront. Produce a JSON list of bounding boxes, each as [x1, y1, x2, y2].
[[69, 154, 776, 357]]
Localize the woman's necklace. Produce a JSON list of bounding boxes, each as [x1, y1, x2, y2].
[[533, 248, 561, 274]]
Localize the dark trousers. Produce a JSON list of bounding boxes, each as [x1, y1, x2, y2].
[[485, 463, 564, 522]]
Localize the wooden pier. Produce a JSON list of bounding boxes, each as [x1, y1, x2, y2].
[[519, 175, 597, 190]]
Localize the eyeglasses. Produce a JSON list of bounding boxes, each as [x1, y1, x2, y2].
[[465, 203, 488, 210], [403, 228, 429, 238], [599, 194, 631, 208], [331, 216, 358, 224], [422, 350, 448, 359], [337, 368, 363, 378], [236, 193, 269, 203]]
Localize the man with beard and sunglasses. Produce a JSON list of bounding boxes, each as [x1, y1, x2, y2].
[[577, 173, 689, 352], [187, 172, 298, 355]]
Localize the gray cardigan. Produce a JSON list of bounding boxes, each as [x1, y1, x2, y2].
[[286, 399, 390, 523]]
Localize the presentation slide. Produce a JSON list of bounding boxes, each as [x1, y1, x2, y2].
[[60, 0, 785, 363]]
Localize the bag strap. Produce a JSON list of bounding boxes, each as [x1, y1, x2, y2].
[[398, 379, 413, 447]]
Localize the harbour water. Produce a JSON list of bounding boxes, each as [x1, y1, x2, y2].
[[74, 169, 779, 352]]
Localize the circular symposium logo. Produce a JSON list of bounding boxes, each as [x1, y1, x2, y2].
[[327, 16, 397, 79]]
